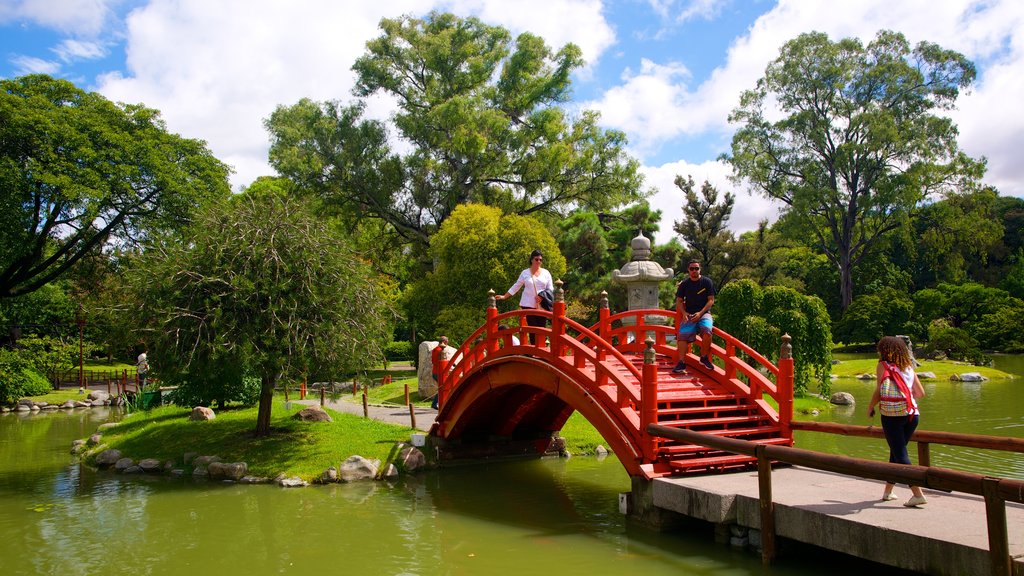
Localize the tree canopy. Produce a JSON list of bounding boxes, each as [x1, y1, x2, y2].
[[266, 12, 647, 255], [0, 74, 231, 299], [134, 184, 392, 435], [404, 203, 564, 344], [724, 30, 984, 311]]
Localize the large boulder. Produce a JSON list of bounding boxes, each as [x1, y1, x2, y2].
[[138, 459, 163, 473], [95, 449, 122, 466], [86, 391, 109, 402], [276, 475, 308, 488], [829, 392, 855, 406], [208, 461, 248, 481], [339, 455, 379, 482], [417, 341, 457, 400], [114, 457, 135, 472], [952, 372, 988, 382], [397, 446, 426, 472], [189, 406, 215, 421], [192, 455, 221, 467], [294, 407, 332, 422]]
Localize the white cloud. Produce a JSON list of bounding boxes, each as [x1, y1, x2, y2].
[[672, 0, 725, 24], [10, 54, 60, 75], [443, 0, 615, 70], [0, 0, 116, 35], [54, 38, 107, 62], [592, 0, 1024, 243], [642, 158, 781, 245], [94, 0, 619, 190]]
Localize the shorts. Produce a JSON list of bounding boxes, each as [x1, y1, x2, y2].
[[678, 313, 713, 342]]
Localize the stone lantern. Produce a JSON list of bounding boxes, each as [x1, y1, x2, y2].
[[611, 232, 674, 324]]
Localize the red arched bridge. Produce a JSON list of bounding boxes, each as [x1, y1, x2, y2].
[[429, 285, 795, 479]]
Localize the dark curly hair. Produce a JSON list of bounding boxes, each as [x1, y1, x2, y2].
[[876, 336, 912, 369]]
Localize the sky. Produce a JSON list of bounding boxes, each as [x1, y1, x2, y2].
[[2, 0, 1023, 244]]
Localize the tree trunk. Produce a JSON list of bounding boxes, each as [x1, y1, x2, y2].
[[255, 373, 275, 436], [839, 256, 854, 312]]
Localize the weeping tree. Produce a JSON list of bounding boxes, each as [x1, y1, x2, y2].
[[135, 182, 392, 435]]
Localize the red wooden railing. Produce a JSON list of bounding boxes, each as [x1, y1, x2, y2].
[[435, 286, 795, 472]]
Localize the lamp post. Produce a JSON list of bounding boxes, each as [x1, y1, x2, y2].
[[75, 306, 85, 391]]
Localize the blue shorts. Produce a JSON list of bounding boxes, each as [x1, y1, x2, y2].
[[678, 313, 713, 342]]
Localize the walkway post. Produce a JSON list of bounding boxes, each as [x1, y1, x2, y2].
[[486, 289, 499, 354], [778, 334, 794, 437], [551, 280, 565, 357], [641, 337, 659, 461]]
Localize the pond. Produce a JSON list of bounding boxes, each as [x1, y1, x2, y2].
[[1, 355, 1020, 575], [800, 353, 1024, 480]]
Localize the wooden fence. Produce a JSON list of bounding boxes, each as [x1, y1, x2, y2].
[[648, 422, 1024, 576]]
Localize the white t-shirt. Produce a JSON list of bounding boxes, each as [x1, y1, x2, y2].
[[507, 268, 553, 308]]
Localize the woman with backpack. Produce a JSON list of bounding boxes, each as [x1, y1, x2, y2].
[[867, 336, 928, 507]]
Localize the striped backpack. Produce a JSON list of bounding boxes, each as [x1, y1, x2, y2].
[[879, 363, 915, 418]]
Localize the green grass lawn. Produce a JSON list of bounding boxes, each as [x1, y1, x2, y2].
[[829, 357, 1012, 380], [85, 400, 416, 481]]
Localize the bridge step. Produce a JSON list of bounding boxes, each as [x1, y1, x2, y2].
[[665, 452, 760, 473], [656, 413, 771, 429], [658, 436, 791, 456], [656, 402, 755, 416]]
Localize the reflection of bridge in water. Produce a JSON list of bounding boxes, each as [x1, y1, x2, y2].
[[428, 285, 1024, 576]]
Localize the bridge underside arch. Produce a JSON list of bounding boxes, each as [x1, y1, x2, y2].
[[435, 356, 644, 475]]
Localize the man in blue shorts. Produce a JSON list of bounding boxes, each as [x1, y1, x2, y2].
[[672, 260, 716, 373]]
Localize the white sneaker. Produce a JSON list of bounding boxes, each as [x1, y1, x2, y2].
[[881, 493, 897, 501], [904, 495, 927, 507]]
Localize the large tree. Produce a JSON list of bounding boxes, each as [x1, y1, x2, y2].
[[404, 203, 565, 344], [266, 12, 647, 255], [0, 74, 231, 298], [724, 30, 984, 310], [671, 175, 747, 286], [135, 184, 392, 436]]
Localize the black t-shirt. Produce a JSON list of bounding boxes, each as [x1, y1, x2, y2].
[[675, 276, 716, 314]]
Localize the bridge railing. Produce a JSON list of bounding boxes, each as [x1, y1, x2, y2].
[[588, 305, 794, 435], [436, 285, 796, 457], [648, 423, 1024, 575], [437, 290, 648, 439]]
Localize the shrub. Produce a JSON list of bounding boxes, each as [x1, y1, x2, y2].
[[0, 349, 51, 404], [384, 341, 415, 362], [925, 319, 989, 365]]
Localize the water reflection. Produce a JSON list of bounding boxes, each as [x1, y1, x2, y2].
[[3, 354, 1022, 576]]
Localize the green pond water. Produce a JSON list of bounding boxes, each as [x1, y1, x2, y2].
[[1, 355, 1020, 575]]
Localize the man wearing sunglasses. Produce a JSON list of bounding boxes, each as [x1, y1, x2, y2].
[[672, 260, 716, 374]]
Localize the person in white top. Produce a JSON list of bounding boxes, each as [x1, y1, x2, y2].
[[867, 335, 927, 507], [495, 250, 553, 344]]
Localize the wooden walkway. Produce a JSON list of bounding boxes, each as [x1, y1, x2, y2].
[[652, 466, 1024, 576]]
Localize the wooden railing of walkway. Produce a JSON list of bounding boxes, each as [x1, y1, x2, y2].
[[648, 423, 1024, 576]]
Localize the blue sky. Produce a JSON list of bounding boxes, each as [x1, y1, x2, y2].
[[2, 0, 1023, 243]]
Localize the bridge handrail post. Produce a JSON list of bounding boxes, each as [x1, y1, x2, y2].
[[486, 290, 499, 354], [551, 280, 565, 357], [641, 337, 659, 461], [674, 306, 684, 365], [597, 292, 609, 388], [778, 334, 794, 437], [725, 340, 737, 381]]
